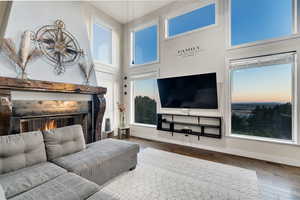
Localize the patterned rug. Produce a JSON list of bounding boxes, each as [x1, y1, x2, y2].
[[94, 148, 260, 200]]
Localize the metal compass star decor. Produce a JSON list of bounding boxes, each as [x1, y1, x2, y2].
[[35, 20, 84, 75]]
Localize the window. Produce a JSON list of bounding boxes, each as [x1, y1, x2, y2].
[[132, 79, 157, 125], [231, 0, 294, 46], [131, 24, 158, 65], [167, 3, 215, 38], [230, 53, 295, 141], [92, 23, 112, 65]]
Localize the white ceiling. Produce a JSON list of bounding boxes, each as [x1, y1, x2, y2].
[[89, 0, 175, 24]]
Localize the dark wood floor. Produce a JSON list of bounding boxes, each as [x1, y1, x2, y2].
[[125, 136, 300, 200]]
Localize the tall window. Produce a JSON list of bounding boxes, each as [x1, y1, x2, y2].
[[131, 24, 158, 65], [167, 3, 215, 38], [230, 53, 295, 141], [93, 23, 112, 65], [133, 79, 157, 125], [231, 0, 294, 46]]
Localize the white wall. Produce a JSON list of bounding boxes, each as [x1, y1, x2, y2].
[[1, 1, 97, 85], [81, 3, 123, 132], [123, 0, 300, 167]]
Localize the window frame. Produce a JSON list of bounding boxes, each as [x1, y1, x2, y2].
[[226, 52, 298, 145], [164, 0, 218, 40], [130, 21, 160, 67], [91, 19, 114, 67], [228, 0, 298, 49], [130, 72, 159, 127]]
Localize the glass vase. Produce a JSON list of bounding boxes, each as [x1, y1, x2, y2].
[[119, 112, 126, 128]]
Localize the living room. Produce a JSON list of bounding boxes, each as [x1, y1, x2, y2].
[[0, 0, 299, 200]]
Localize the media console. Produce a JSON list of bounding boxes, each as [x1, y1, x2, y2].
[[157, 113, 222, 140]]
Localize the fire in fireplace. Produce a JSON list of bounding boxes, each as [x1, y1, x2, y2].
[[42, 120, 57, 131]]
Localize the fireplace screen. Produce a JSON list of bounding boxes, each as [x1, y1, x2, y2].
[[20, 114, 89, 140]]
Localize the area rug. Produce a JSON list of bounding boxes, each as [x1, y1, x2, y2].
[[94, 148, 260, 200]]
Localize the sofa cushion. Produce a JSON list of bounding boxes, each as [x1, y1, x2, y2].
[[0, 162, 66, 199], [43, 125, 86, 160], [86, 138, 139, 151], [0, 184, 5, 200], [0, 131, 47, 174], [87, 191, 119, 200], [52, 139, 139, 185], [10, 173, 100, 200]]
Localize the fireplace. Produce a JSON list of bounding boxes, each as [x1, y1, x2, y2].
[[0, 77, 106, 143], [11, 100, 92, 142]]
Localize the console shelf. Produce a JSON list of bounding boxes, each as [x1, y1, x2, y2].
[[157, 113, 222, 140]]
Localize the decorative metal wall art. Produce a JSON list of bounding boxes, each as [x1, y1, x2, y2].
[[35, 20, 83, 75], [177, 45, 204, 58]]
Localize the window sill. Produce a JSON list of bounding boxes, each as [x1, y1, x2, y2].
[[227, 33, 300, 51], [130, 60, 160, 68], [130, 123, 156, 128], [94, 60, 116, 68], [227, 134, 298, 146]]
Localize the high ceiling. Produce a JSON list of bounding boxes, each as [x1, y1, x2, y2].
[[90, 0, 175, 24]]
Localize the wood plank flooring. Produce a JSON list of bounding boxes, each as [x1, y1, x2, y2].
[[125, 137, 300, 200]]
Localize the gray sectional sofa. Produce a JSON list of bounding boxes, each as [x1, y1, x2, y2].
[[0, 125, 139, 200]]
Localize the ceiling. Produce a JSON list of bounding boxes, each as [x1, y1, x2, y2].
[[89, 0, 175, 24]]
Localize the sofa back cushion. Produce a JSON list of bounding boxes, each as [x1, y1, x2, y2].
[[0, 131, 47, 174], [43, 125, 86, 160]]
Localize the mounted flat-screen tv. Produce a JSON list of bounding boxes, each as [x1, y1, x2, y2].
[[157, 73, 218, 109]]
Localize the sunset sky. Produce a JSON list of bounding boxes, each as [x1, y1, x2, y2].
[[231, 64, 292, 103], [134, 79, 156, 100]]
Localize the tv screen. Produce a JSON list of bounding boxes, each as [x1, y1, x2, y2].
[[157, 73, 218, 109]]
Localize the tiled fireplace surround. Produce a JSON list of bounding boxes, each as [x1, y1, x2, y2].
[[0, 77, 107, 143]]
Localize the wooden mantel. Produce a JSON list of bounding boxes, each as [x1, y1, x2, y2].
[[0, 77, 107, 94], [0, 77, 107, 142]]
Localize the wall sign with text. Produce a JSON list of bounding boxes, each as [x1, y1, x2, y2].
[[177, 45, 204, 58]]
